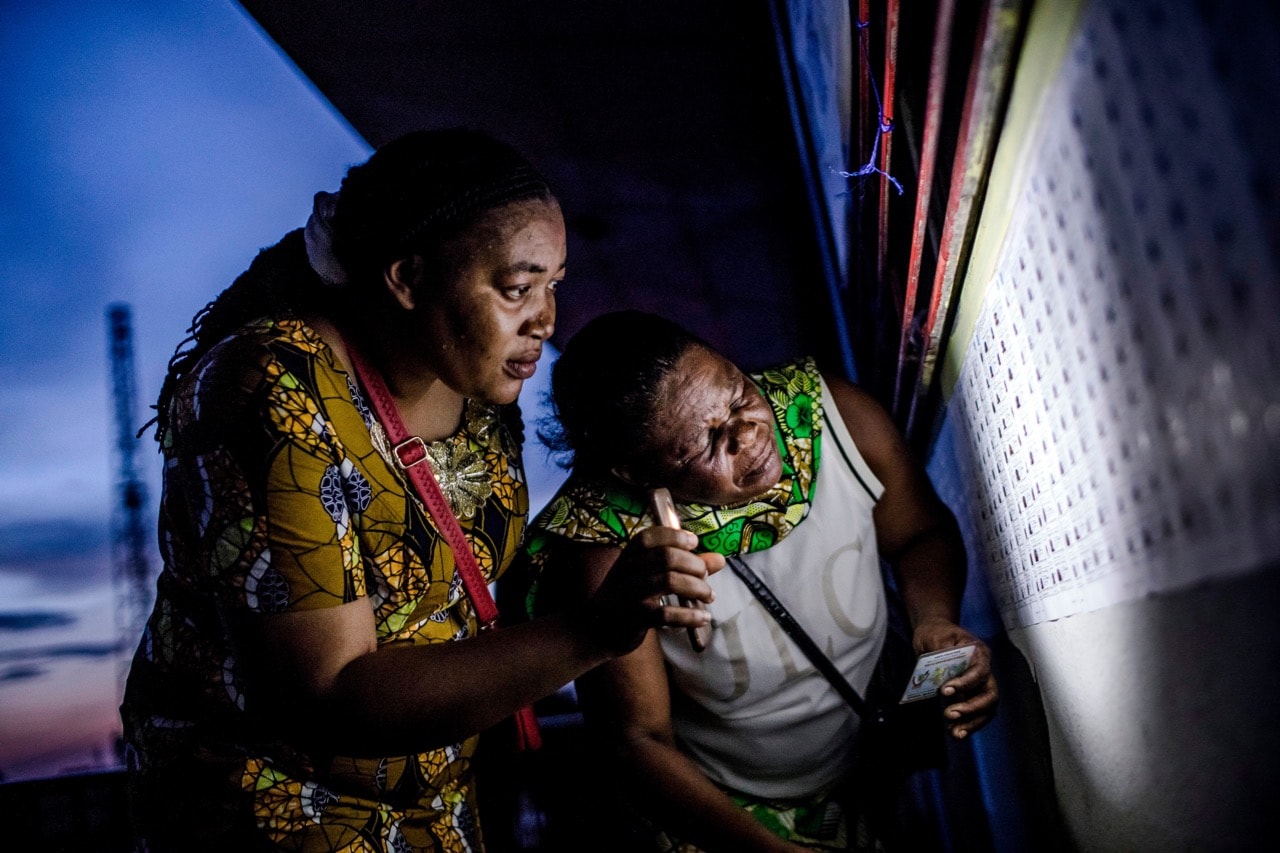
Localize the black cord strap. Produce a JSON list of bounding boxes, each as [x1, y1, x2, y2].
[[726, 556, 881, 723]]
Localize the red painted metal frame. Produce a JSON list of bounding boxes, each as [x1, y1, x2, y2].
[[877, 0, 899, 290], [859, 0, 872, 183], [907, 0, 1024, 436], [907, 4, 991, 433], [893, 0, 957, 416]]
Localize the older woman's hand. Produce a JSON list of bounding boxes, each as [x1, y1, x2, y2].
[[581, 527, 723, 657], [912, 617, 999, 739]]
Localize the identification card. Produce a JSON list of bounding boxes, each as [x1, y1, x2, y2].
[[899, 644, 977, 704]]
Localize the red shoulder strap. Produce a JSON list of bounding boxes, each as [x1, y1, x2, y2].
[[343, 337, 541, 750]]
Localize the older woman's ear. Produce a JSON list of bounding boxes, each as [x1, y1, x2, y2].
[[383, 255, 424, 311]]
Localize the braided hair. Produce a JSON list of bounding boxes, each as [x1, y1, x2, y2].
[[150, 128, 554, 444], [541, 310, 711, 477]]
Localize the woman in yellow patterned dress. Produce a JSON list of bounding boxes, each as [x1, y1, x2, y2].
[[120, 130, 718, 852]]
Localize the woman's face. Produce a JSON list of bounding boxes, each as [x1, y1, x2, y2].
[[638, 346, 784, 506], [417, 198, 566, 405]]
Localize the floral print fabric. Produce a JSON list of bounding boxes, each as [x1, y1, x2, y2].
[[121, 318, 527, 851], [651, 777, 881, 852]]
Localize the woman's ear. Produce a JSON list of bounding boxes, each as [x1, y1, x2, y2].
[[384, 256, 423, 311]]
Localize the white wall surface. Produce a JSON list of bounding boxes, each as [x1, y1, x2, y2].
[[938, 0, 1280, 848], [1009, 568, 1278, 849]]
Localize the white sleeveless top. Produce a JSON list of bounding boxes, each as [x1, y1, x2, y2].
[[658, 377, 887, 799]]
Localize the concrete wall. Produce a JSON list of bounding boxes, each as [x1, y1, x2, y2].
[[1009, 568, 1279, 849]]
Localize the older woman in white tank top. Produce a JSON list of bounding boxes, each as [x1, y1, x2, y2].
[[523, 310, 999, 852]]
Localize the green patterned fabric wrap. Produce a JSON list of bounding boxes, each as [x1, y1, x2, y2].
[[522, 357, 823, 615], [648, 778, 881, 852]]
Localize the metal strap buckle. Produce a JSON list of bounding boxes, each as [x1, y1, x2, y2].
[[393, 436, 429, 469]]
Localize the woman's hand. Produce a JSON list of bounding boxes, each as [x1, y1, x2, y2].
[[579, 526, 723, 657], [912, 617, 999, 740]]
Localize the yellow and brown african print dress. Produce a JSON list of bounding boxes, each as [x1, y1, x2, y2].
[[120, 318, 528, 852]]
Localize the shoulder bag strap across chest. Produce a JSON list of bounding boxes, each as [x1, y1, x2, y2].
[[343, 336, 541, 750], [727, 555, 880, 724]]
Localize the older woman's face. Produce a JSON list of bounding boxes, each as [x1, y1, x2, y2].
[[640, 346, 784, 506]]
